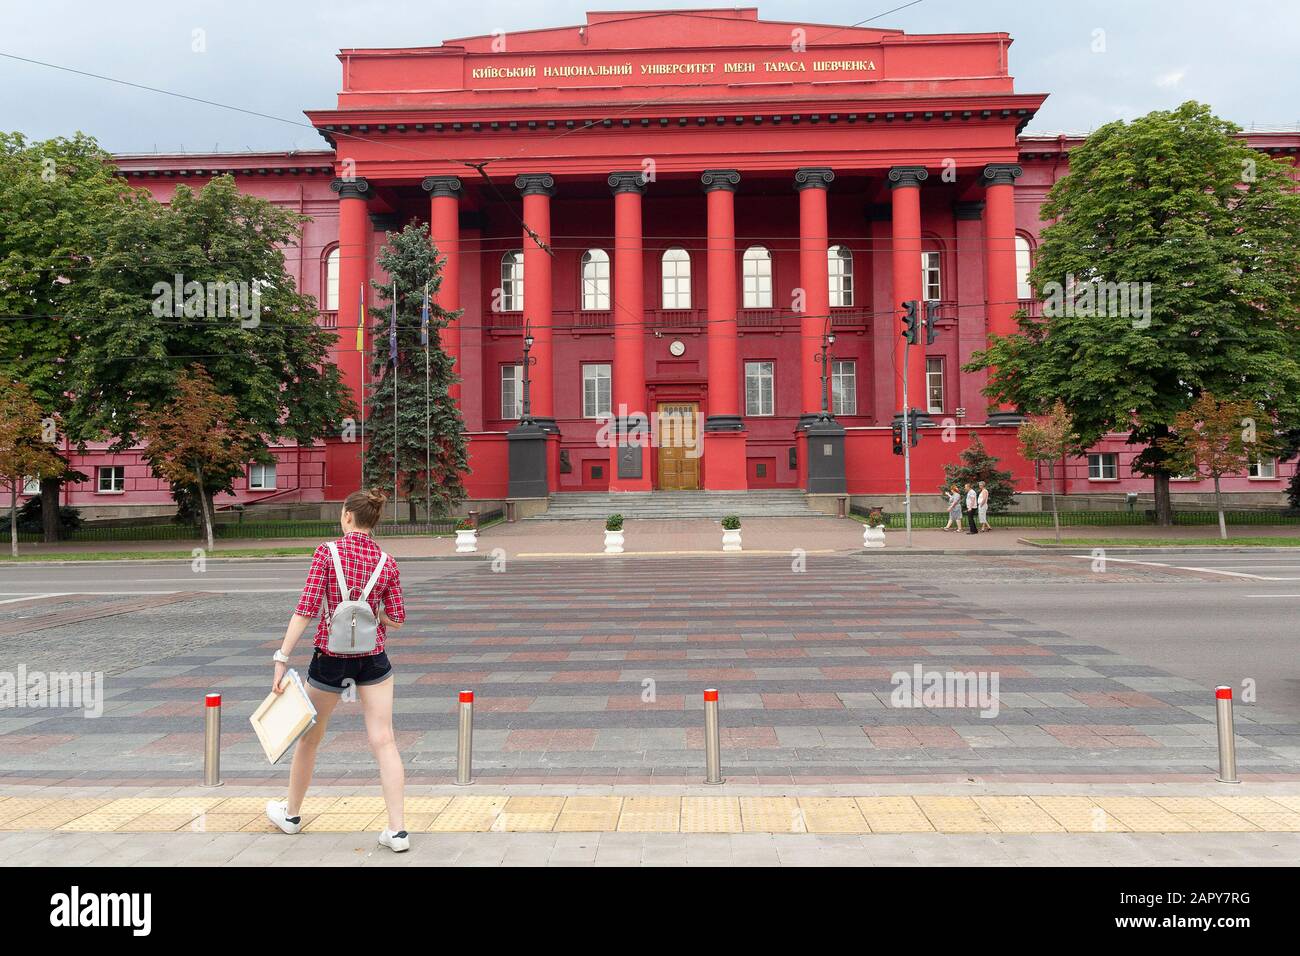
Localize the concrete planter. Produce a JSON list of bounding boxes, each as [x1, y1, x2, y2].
[[604, 529, 625, 554], [455, 529, 478, 553], [863, 525, 886, 549], [722, 529, 743, 552]]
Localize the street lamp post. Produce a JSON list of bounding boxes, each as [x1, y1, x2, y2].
[[814, 330, 836, 422], [520, 322, 538, 425]]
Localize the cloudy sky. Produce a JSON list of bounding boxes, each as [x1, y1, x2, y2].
[[2, 0, 1296, 153]]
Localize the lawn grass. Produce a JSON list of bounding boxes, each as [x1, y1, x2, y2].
[[0, 546, 319, 562], [1027, 536, 1300, 548]]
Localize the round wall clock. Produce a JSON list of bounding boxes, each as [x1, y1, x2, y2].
[[668, 340, 686, 356]]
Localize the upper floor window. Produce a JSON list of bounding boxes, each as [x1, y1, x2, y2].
[[742, 245, 773, 308], [926, 357, 945, 415], [582, 363, 612, 418], [581, 249, 610, 310], [661, 247, 691, 309], [324, 247, 340, 311], [831, 359, 857, 416], [500, 251, 524, 312], [828, 245, 853, 307], [1015, 235, 1033, 299], [921, 251, 942, 302]]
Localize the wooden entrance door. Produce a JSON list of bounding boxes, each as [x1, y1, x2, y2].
[[656, 402, 701, 490]]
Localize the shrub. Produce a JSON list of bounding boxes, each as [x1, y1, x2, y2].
[[605, 514, 624, 532], [865, 507, 887, 528], [0, 497, 83, 534], [720, 514, 741, 530]]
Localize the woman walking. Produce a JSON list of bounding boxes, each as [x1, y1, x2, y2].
[[943, 485, 963, 531], [977, 481, 992, 532], [266, 488, 410, 851]]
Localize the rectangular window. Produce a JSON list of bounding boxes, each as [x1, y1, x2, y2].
[[921, 251, 942, 302], [1249, 458, 1278, 479], [582, 363, 612, 418], [1088, 452, 1119, 481], [500, 364, 523, 420], [97, 465, 125, 494], [744, 361, 775, 417], [831, 359, 857, 416], [21, 476, 40, 496], [925, 357, 945, 415], [249, 462, 277, 490]]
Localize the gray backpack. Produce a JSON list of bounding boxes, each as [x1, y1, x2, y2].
[[324, 541, 389, 655]]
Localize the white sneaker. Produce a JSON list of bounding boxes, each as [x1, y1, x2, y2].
[[378, 828, 410, 852], [265, 800, 302, 835]]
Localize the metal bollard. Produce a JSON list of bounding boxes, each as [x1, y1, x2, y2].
[[203, 693, 222, 787], [455, 690, 474, 786], [703, 688, 724, 785], [1215, 686, 1239, 784]]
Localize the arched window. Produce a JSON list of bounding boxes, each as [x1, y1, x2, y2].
[[580, 249, 610, 310], [500, 250, 524, 312], [742, 245, 772, 308], [661, 247, 691, 309], [324, 247, 340, 311], [828, 245, 853, 307], [1015, 235, 1033, 299]]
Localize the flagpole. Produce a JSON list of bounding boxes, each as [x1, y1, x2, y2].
[[423, 282, 431, 527]]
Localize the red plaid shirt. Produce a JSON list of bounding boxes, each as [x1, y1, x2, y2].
[[294, 531, 405, 657]]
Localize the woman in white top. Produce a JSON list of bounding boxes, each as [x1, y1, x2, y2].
[[977, 481, 991, 532]]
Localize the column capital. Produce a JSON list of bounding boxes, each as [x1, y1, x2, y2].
[[330, 177, 372, 200], [607, 171, 648, 194], [421, 175, 462, 198], [700, 169, 741, 192], [887, 166, 929, 189], [514, 173, 556, 196], [953, 200, 985, 221], [982, 164, 1023, 187], [794, 167, 835, 191]]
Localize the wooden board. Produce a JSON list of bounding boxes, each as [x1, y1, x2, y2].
[[248, 669, 317, 765]]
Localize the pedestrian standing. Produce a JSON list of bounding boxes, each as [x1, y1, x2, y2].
[[977, 481, 991, 532], [964, 483, 979, 534]]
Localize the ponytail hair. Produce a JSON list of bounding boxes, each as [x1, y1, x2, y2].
[[344, 487, 387, 529]]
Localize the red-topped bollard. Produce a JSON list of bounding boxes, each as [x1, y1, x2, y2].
[[203, 693, 222, 787], [456, 690, 474, 786], [703, 689, 724, 785], [1215, 686, 1239, 784]]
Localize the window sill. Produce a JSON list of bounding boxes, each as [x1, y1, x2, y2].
[[96, 490, 126, 496], [1086, 478, 1119, 483]]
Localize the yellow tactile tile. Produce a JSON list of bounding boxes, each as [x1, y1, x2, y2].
[[1091, 797, 1195, 833], [427, 795, 508, 832], [1, 799, 113, 831], [190, 813, 258, 832], [680, 796, 743, 833], [117, 813, 202, 832], [0, 798, 59, 825], [240, 813, 319, 833], [1266, 795, 1300, 813], [405, 796, 453, 815], [1032, 797, 1130, 833], [617, 796, 680, 832], [855, 797, 935, 832], [915, 796, 1000, 833], [974, 796, 1066, 833], [1209, 796, 1295, 815], [494, 812, 561, 832], [798, 797, 869, 834], [331, 796, 387, 814], [553, 796, 622, 832], [304, 813, 384, 833], [740, 796, 805, 833], [1150, 798, 1259, 832]]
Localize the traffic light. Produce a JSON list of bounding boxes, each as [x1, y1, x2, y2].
[[891, 420, 904, 455], [910, 413, 921, 447], [900, 300, 920, 344], [924, 300, 939, 345]]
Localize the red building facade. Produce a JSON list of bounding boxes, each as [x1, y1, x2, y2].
[[51, 8, 1300, 512]]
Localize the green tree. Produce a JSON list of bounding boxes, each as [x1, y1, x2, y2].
[[0, 381, 67, 557], [136, 368, 254, 551], [1157, 392, 1278, 540], [0, 132, 131, 540], [363, 224, 468, 520], [942, 434, 1018, 515], [967, 102, 1300, 525], [1018, 400, 1079, 542], [64, 174, 353, 519]]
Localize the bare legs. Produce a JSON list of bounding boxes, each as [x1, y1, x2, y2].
[[287, 685, 340, 817], [360, 677, 405, 832]]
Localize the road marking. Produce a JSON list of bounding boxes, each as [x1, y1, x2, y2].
[[0, 593, 66, 605], [1068, 555, 1300, 581]]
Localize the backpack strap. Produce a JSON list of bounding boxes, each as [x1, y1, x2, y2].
[[325, 541, 358, 601], [358, 552, 389, 603]]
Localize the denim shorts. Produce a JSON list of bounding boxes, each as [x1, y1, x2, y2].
[[307, 649, 393, 693]]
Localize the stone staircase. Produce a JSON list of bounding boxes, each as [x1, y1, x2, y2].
[[528, 489, 821, 520]]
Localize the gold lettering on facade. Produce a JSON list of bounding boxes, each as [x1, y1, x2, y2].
[[468, 56, 879, 85]]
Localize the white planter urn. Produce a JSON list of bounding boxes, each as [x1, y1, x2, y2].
[[455, 529, 478, 553], [863, 525, 886, 549], [722, 529, 743, 552], [604, 529, 625, 554]]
